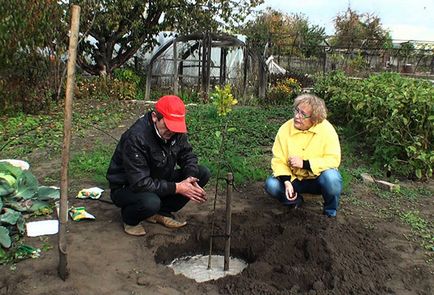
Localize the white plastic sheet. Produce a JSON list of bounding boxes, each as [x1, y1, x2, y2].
[[26, 220, 59, 237]]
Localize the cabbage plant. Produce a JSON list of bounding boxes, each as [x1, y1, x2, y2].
[[0, 162, 59, 260]]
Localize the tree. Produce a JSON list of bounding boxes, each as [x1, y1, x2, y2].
[[331, 7, 391, 49], [397, 41, 416, 70], [289, 14, 326, 57], [241, 8, 326, 58], [0, 0, 65, 72], [0, 0, 66, 113], [69, 0, 263, 76], [241, 8, 292, 54]]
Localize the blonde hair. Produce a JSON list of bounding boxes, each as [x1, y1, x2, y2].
[[294, 94, 327, 125]]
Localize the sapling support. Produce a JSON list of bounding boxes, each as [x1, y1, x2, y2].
[[207, 84, 238, 270], [224, 172, 233, 271], [58, 4, 80, 280], [207, 122, 228, 270], [207, 170, 234, 270]]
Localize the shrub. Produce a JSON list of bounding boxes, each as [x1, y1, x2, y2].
[[314, 71, 433, 179], [113, 68, 141, 85], [270, 71, 315, 88], [266, 78, 302, 105], [178, 89, 201, 104], [76, 71, 142, 101], [0, 55, 61, 115]]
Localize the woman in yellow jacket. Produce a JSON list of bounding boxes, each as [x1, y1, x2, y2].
[[265, 94, 342, 217]]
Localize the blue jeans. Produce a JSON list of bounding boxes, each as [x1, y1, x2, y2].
[[264, 169, 342, 217]]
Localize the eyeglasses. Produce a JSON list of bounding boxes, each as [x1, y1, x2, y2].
[[293, 107, 311, 119]]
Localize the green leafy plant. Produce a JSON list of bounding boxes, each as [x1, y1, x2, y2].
[[314, 71, 433, 179], [0, 162, 59, 258], [398, 210, 433, 251], [210, 84, 238, 116], [207, 84, 239, 184], [399, 210, 428, 231], [113, 68, 141, 84], [266, 77, 302, 104], [207, 84, 239, 268]]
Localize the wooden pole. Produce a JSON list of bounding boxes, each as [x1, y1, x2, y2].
[[201, 34, 207, 94], [145, 65, 152, 101], [242, 47, 248, 98], [205, 33, 212, 99], [258, 52, 266, 99], [173, 40, 178, 95], [58, 4, 80, 280], [224, 172, 233, 271]]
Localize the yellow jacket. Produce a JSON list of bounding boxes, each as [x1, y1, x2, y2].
[[271, 119, 341, 181]]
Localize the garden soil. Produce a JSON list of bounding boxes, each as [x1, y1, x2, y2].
[[1, 101, 433, 295]]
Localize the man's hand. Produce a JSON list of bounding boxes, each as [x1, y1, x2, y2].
[[288, 156, 303, 168], [284, 180, 297, 201], [176, 177, 207, 203]]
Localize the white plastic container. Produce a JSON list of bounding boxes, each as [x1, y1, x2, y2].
[[0, 159, 30, 170]]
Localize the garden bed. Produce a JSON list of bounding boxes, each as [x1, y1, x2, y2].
[[0, 100, 432, 295]]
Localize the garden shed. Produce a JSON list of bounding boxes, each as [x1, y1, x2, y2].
[[143, 32, 267, 100]]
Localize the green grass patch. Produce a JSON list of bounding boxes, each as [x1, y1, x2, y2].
[[69, 143, 113, 186], [186, 104, 290, 184], [398, 210, 433, 251], [399, 186, 433, 200], [343, 195, 374, 209], [0, 99, 129, 160], [399, 210, 428, 231]]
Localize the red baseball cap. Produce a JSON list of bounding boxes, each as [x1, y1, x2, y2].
[[155, 95, 187, 133]]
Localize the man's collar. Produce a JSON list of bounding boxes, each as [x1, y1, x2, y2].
[[153, 123, 168, 143]]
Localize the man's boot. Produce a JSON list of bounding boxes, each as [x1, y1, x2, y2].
[[146, 214, 187, 229], [123, 223, 146, 236]]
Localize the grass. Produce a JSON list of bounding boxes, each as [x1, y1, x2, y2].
[[0, 99, 129, 160], [186, 104, 290, 185], [399, 210, 428, 231], [399, 210, 433, 251], [69, 142, 113, 186]]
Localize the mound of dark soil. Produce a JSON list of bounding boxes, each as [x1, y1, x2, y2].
[[156, 207, 395, 295]]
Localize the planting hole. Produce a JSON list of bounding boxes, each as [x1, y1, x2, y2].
[[168, 254, 248, 283]]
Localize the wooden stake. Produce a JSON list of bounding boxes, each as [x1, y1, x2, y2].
[[224, 172, 233, 271], [58, 4, 80, 280], [173, 40, 178, 94]]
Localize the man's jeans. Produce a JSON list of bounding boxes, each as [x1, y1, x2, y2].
[[111, 165, 210, 226], [264, 169, 342, 217]]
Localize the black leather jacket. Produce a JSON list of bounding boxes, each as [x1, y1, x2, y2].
[[106, 112, 199, 196]]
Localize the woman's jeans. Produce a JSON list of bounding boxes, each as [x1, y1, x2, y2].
[[264, 169, 342, 217], [111, 165, 210, 225]]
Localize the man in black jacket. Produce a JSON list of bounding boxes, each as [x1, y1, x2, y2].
[[107, 95, 210, 236]]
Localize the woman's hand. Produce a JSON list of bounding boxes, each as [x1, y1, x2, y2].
[[288, 156, 303, 168], [284, 180, 297, 201]]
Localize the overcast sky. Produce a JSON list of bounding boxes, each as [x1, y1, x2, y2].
[[257, 0, 434, 41]]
